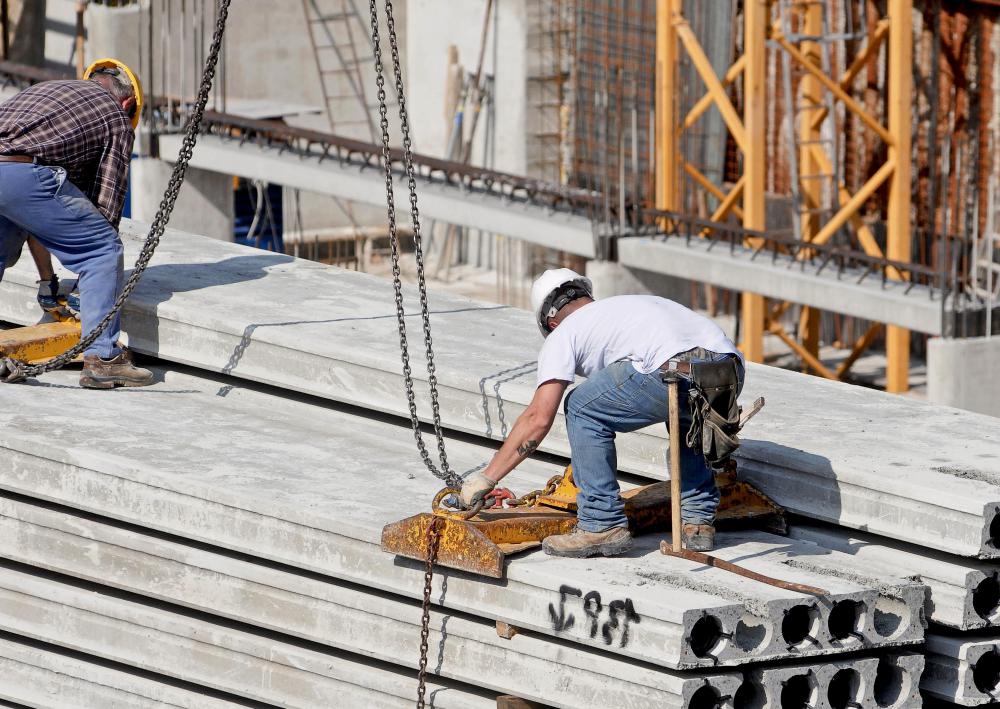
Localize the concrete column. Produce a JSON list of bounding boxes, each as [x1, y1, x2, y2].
[[927, 336, 1000, 418], [130, 158, 234, 242]]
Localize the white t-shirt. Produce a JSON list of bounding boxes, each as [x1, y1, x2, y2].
[[535, 295, 741, 386]]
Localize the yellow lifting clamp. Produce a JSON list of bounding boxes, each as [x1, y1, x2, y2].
[[0, 313, 82, 365], [381, 459, 786, 579]]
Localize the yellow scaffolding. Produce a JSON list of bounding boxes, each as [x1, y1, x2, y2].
[[655, 0, 914, 393]]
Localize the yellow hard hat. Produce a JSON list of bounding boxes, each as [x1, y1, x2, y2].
[[84, 58, 143, 130]]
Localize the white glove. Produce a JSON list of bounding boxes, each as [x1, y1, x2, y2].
[[460, 472, 496, 508]]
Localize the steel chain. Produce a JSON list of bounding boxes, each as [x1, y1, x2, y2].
[[368, 0, 460, 489], [0, 0, 232, 382], [417, 516, 444, 709]]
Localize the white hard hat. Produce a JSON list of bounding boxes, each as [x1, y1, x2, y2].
[[530, 268, 593, 337]]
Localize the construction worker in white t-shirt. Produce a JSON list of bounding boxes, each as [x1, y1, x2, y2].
[[460, 268, 745, 558]]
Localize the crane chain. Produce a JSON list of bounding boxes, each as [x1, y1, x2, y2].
[[0, 0, 233, 383], [367, 0, 459, 490]]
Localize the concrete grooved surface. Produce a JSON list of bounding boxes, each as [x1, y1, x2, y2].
[[1, 221, 997, 557]]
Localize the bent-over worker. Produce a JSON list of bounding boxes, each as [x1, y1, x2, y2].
[[0, 59, 153, 388], [461, 269, 745, 558]]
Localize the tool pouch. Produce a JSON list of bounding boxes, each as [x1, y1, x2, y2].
[[685, 358, 742, 468]]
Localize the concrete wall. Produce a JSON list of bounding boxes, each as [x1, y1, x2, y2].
[[586, 261, 693, 306], [405, 0, 526, 173], [130, 158, 234, 242], [927, 335, 1000, 418]]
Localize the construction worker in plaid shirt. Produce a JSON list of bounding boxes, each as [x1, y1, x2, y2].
[[0, 59, 153, 389]]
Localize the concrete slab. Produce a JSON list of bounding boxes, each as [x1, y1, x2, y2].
[[738, 653, 924, 709], [928, 336, 1000, 419], [791, 524, 1000, 631], [0, 635, 242, 708], [0, 564, 495, 709], [923, 634, 1000, 706], [0, 367, 925, 669], [0, 493, 744, 709], [1, 222, 997, 557], [617, 236, 945, 335]]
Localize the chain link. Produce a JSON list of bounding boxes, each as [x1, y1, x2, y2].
[[367, 0, 460, 489], [0, 0, 233, 381], [416, 516, 444, 709]]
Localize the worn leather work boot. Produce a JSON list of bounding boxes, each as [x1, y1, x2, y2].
[[681, 523, 715, 552], [541, 526, 633, 558], [80, 350, 154, 389]]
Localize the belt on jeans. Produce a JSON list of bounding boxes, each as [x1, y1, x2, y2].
[[659, 360, 693, 375], [0, 155, 37, 164]]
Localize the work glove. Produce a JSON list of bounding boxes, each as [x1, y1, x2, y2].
[[460, 472, 497, 509], [36, 277, 80, 320]]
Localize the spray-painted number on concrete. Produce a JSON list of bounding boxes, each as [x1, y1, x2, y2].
[[548, 584, 640, 647]]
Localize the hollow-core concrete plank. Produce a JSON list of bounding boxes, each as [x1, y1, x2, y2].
[[924, 634, 1000, 706], [0, 367, 925, 669], [0, 564, 494, 709], [0, 635, 243, 708], [1, 221, 996, 556], [0, 494, 744, 709], [791, 524, 1000, 631]]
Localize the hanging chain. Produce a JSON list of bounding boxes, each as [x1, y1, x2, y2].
[[416, 516, 444, 709], [368, 0, 460, 489], [0, 0, 233, 384]]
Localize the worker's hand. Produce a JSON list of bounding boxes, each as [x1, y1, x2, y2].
[[460, 472, 496, 509]]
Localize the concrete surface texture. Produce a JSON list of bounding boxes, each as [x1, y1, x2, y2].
[[0, 636, 243, 709], [0, 366, 926, 670], [0, 564, 494, 709], [928, 335, 1000, 418], [923, 634, 1000, 706], [1, 221, 997, 557], [791, 524, 1000, 631], [0, 494, 747, 709]]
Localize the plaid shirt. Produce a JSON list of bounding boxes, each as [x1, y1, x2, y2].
[[0, 80, 133, 228]]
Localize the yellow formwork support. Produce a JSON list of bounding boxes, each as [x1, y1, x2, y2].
[[0, 321, 82, 364]]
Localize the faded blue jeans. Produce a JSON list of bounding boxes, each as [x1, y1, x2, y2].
[[0, 162, 123, 358], [565, 355, 744, 531]]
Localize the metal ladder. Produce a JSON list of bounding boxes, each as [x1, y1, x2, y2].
[[778, 0, 869, 244], [302, 0, 388, 141]]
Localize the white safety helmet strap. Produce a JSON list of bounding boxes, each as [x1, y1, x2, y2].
[[530, 268, 593, 336]]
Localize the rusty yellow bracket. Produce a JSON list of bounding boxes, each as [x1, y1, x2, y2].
[[0, 319, 82, 364], [381, 462, 786, 578]]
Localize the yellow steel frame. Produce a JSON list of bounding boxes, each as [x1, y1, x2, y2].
[[655, 0, 914, 393]]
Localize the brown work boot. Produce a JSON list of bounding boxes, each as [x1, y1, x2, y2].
[[80, 350, 154, 389], [681, 523, 715, 552], [542, 526, 632, 558]]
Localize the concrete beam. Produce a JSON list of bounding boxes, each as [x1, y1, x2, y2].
[[0, 635, 240, 708], [0, 494, 744, 708], [791, 524, 1000, 631], [0, 222, 997, 556], [0, 367, 925, 670], [617, 236, 945, 334], [924, 634, 1000, 706], [158, 134, 598, 258], [0, 564, 494, 709]]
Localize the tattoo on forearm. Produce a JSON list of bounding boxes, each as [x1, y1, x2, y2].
[[517, 440, 540, 457]]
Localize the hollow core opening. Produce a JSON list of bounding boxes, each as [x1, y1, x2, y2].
[[689, 685, 722, 709], [690, 615, 725, 658], [781, 604, 818, 646], [988, 512, 1000, 550], [827, 600, 864, 641], [827, 669, 862, 709], [780, 673, 815, 709], [733, 617, 768, 652], [733, 680, 765, 709], [973, 576, 1000, 621], [973, 649, 1000, 695], [873, 596, 908, 639], [873, 658, 905, 707]]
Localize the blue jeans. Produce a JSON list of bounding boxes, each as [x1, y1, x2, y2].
[[564, 357, 744, 531], [0, 163, 123, 358]]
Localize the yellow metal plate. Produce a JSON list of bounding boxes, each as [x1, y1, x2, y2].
[[0, 321, 82, 364]]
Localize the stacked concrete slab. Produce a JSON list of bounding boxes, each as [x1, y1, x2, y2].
[[2, 220, 997, 704]]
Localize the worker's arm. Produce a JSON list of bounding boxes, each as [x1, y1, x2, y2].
[[461, 379, 568, 506], [27, 238, 55, 281], [91, 127, 135, 229]]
